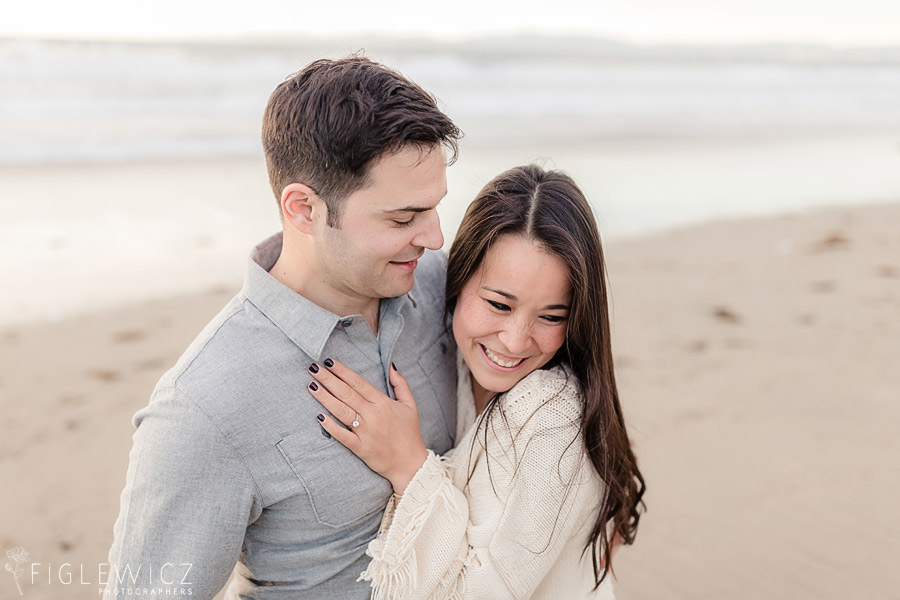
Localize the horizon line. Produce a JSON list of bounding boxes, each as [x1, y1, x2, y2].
[[3, 30, 900, 52]]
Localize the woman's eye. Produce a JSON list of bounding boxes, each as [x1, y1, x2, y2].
[[486, 300, 510, 312], [541, 315, 567, 324], [392, 217, 415, 227]]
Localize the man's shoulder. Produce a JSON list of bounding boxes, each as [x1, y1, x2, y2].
[[160, 294, 247, 379], [154, 293, 288, 409]]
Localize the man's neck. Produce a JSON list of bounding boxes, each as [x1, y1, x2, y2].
[[269, 240, 381, 335]]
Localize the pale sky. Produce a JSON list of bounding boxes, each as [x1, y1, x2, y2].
[[4, 0, 900, 46]]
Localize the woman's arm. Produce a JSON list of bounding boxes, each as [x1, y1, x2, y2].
[[362, 387, 596, 600], [309, 362, 597, 599]]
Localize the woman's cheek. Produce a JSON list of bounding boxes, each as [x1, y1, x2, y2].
[[466, 303, 492, 335], [540, 325, 567, 354]]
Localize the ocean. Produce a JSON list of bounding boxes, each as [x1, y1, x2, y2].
[[3, 36, 900, 164], [1, 35, 899, 324]]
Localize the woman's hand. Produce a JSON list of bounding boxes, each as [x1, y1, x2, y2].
[[308, 359, 428, 495]]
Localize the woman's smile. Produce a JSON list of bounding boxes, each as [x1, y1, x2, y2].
[[452, 234, 571, 410], [479, 344, 527, 370]]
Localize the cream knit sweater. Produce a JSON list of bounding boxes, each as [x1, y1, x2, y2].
[[359, 358, 615, 600]]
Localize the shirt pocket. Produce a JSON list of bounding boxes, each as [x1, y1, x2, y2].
[[276, 431, 392, 529], [415, 332, 457, 448]]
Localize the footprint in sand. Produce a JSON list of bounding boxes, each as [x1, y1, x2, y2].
[[877, 265, 899, 279], [810, 280, 836, 293], [797, 314, 816, 326], [58, 394, 86, 406], [614, 355, 636, 368], [135, 357, 168, 371], [675, 408, 715, 424], [206, 285, 232, 296], [711, 306, 741, 324], [724, 337, 751, 349], [113, 329, 146, 343], [686, 340, 708, 353], [812, 231, 849, 252], [87, 368, 119, 382]]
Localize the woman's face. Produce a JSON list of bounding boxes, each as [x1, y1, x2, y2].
[[452, 234, 572, 404]]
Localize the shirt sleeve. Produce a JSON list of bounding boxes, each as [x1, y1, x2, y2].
[[359, 373, 597, 600], [105, 384, 262, 600]]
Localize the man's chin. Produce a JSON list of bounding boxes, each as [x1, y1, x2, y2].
[[378, 272, 416, 299]]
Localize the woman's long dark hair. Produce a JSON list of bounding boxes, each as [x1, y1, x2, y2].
[[445, 164, 645, 586]]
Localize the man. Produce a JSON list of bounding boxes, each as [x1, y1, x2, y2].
[[106, 57, 462, 599]]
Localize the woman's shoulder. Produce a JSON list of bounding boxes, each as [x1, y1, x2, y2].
[[500, 363, 583, 432]]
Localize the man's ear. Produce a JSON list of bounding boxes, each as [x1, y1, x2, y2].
[[281, 183, 322, 234]]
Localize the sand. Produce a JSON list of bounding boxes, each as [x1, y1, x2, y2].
[[1, 201, 899, 599]]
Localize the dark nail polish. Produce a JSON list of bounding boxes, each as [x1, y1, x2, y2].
[[391, 362, 398, 371], [324, 358, 334, 368], [309, 381, 318, 391], [317, 413, 325, 422], [321, 427, 331, 439], [309, 363, 319, 373]]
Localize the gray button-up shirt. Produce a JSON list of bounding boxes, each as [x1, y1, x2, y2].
[[106, 233, 457, 599]]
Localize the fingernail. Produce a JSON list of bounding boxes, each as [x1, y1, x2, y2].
[[317, 413, 325, 422], [321, 427, 331, 439], [324, 358, 334, 368], [391, 362, 398, 371], [309, 381, 318, 391], [309, 363, 319, 373]]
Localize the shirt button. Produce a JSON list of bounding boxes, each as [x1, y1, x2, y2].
[[341, 319, 353, 327]]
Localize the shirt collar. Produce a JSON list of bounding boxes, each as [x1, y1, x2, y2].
[[242, 232, 416, 359]]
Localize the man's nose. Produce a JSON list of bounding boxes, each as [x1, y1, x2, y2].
[[413, 210, 444, 250]]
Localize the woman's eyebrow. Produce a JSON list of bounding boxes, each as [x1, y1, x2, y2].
[[483, 287, 570, 310], [483, 286, 516, 301]]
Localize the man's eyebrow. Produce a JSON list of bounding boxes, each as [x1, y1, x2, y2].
[[381, 190, 448, 214], [483, 287, 570, 310], [382, 206, 433, 214]]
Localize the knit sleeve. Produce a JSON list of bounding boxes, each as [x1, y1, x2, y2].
[[359, 450, 470, 599], [359, 368, 599, 600]]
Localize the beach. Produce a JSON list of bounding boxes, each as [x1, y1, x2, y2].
[[2, 197, 898, 599], [3, 34, 900, 599]]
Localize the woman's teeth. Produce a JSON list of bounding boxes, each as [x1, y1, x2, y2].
[[483, 345, 525, 368]]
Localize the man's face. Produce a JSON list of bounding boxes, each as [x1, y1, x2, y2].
[[315, 145, 447, 301]]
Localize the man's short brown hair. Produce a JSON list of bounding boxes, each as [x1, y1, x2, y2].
[[262, 56, 461, 227]]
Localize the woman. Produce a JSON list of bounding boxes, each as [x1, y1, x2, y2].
[[308, 164, 645, 599]]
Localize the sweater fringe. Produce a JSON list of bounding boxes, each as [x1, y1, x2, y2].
[[359, 454, 462, 599]]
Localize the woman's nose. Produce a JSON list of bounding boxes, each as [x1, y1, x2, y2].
[[497, 320, 531, 355]]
